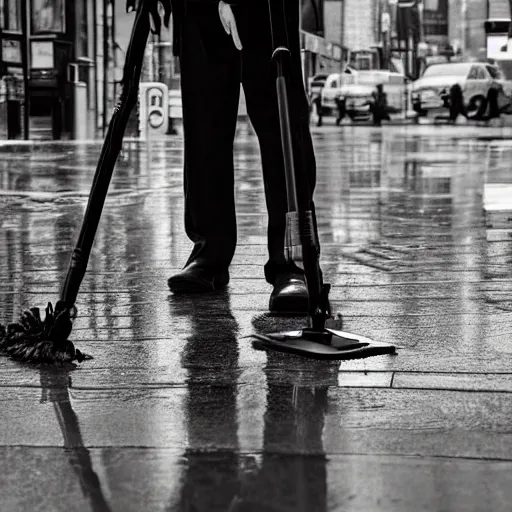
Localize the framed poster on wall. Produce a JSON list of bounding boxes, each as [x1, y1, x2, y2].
[[31, 0, 66, 34], [2, 39, 23, 64], [30, 40, 54, 68]]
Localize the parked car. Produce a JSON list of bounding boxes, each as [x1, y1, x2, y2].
[[411, 61, 512, 119], [320, 70, 407, 124]]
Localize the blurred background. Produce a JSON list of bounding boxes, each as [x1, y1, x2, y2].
[[1, 1, 512, 140]]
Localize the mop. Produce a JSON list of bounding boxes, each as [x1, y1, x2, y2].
[[0, 0, 171, 363], [246, 0, 396, 360]]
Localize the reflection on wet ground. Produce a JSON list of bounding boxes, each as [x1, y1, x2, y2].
[[2, 124, 512, 511]]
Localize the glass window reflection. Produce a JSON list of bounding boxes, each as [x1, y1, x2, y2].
[[7, 0, 22, 32]]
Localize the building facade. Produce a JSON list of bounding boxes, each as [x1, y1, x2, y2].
[[4, 0, 505, 140], [0, 0, 115, 140], [449, 0, 489, 59]]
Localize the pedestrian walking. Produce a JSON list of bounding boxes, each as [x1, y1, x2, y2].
[[334, 96, 346, 125], [129, 0, 317, 313], [312, 92, 323, 126], [447, 83, 467, 123], [369, 83, 390, 126]]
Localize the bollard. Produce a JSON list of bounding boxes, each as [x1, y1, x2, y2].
[[72, 83, 88, 140]]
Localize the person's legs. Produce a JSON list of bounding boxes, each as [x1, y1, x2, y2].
[[335, 97, 345, 125], [315, 95, 323, 126], [235, 1, 318, 312], [236, 1, 317, 279], [169, 3, 241, 292]]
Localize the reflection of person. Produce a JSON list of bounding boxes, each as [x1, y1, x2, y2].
[[231, 381, 329, 511], [173, 293, 329, 511], [170, 292, 241, 511], [140, 0, 316, 314]]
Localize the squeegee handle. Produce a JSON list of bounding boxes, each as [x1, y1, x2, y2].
[[275, 56, 299, 213]]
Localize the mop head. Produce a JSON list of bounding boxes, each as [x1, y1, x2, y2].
[[0, 301, 90, 364]]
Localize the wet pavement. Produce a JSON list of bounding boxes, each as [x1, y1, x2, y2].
[[1, 123, 512, 511]]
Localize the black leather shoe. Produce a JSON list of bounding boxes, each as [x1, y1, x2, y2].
[[168, 261, 229, 293], [269, 272, 309, 314]]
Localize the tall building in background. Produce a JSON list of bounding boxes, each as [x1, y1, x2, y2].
[[343, 0, 379, 51], [449, 0, 487, 59], [422, 0, 449, 47], [300, 0, 344, 83]]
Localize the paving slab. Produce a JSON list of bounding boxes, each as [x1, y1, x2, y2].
[[1, 448, 511, 512], [2, 126, 512, 510]]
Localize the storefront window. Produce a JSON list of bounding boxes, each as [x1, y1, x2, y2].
[[31, 0, 65, 34], [5, 0, 22, 32]]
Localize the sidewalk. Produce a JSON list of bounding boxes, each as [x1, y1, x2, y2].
[[1, 126, 512, 511]]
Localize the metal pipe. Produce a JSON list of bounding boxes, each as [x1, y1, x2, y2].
[[21, 0, 30, 140], [275, 56, 299, 213], [93, 0, 99, 132], [103, 0, 109, 135]]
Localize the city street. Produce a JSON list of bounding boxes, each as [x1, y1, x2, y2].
[[1, 123, 512, 511]]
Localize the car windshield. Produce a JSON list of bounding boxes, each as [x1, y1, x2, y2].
[[421, 63, 472, 78]]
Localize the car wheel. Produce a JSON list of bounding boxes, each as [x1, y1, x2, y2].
[[466, 95, 487, 120]]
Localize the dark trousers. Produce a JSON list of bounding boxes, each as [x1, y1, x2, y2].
[[179, 1, 316, 285]]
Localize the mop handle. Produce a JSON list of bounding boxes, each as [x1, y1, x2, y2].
[[268, 0, 300, 214], [267, 0, 290, 54], [60, 0, 151, 307]]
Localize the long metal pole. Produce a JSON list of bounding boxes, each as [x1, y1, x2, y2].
[[21, 0, 30, 140], [103, 0, 109, 135], [93, 0, 99, 133]]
